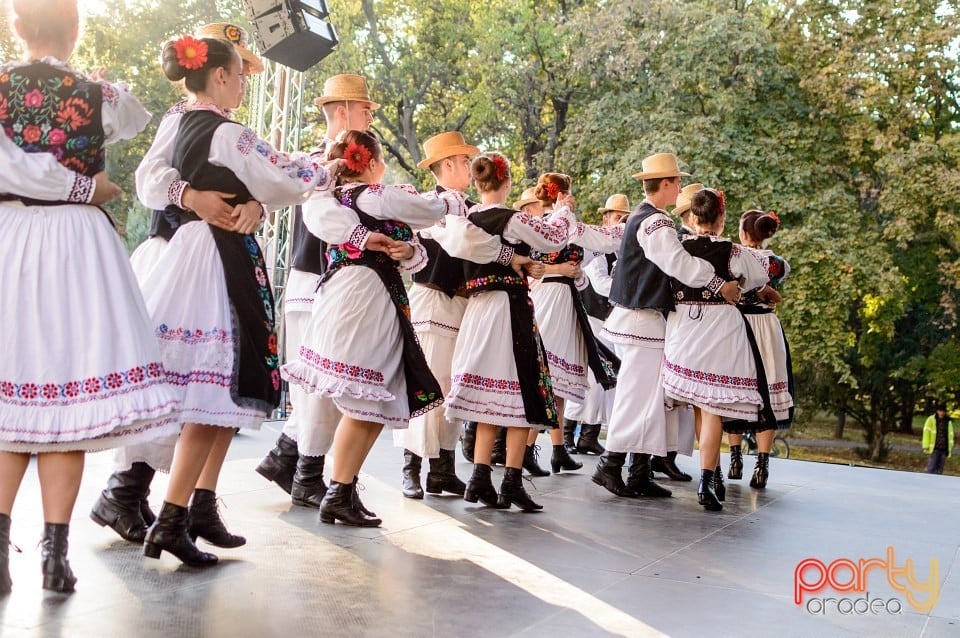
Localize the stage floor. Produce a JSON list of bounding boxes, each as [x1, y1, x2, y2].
[[1, 423, 957, 638]]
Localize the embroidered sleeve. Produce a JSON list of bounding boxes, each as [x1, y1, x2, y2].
[[641, 212, 722, 289], [495, 244, 515, 266], [0, 133, 89, 202], [732, 246, 772, 292], [134, 112, 184, 209], [99, 81, 151, 145], [68, 174, 95, 204], [398, 238, 428, 274], [423, 214, 509, 265], [348, 224, 371, 251], [706, 275, 725, 295], [169, 179, 189, 209], [376, 185, 450, 230], [503, 208, 574, 252], [571, 221, 622, 253], [301, 187, 364, 244]]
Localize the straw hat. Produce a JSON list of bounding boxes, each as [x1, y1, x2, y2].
[[598, 193, 631, 215], [417, 131, 480, 170], [513, 187, 539, 211], [194, 23, 264, 75], [672, 183, 704, 217], [632, 152, 691, 180], [312, 74, 380, 110]]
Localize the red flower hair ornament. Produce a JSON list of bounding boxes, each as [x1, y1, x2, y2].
[[344, 142, 373, 173], [491, 155, 509, 182], [766, 210, 780, 227], [174, 36, 208, 71], [545, 181, 561, 200]]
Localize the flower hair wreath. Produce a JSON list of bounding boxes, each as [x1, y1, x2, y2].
[[766, 210, 781, 227], [173, 35, 208, 71], [343, 142, 373, 173], [491, 155, 509, 182]]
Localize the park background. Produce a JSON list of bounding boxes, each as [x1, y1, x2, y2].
[[2, 0, 959, 472]]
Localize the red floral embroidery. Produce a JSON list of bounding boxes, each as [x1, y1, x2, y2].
[[24, 89, 44, 108], [21, 124, 41, 144], [21, 383, 38, 399], [84, 378, 101, 394], [56, 97, 93, 131]]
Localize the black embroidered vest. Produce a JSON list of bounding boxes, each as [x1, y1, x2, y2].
[[290, 141, 329, 275], [608, 202, 676, 312], [464, 207, 530, 293], [671, 237, 735, 304], [0, 61, 105, 176], [411, 186, 476, 297]]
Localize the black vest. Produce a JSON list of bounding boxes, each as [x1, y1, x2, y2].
[[608, 202, 676, 311], [581, 252, 616, 321], [671, 237, 735, 303], [463, 207, 531, 286], [290, 141, 329, 275], [173, 111, 250, 205], [411, 186, 476, 297]]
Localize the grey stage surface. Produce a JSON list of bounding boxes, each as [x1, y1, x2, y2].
[[1, 423, 957, 638]]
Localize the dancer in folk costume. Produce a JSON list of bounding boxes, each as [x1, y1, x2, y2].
[[662, 189, 772, 510], [90, 22, 268, 548], [725, 209, 793, 489], [593, 153, 741, 499], [282, 130, 465, 526], [0, 0, 180, 592], [528, 173, 623, 475], [138, 36, 336, 566], [445, 152, 582, 511], [393, 132, 529, 499], [563, 194, 633, 457], [255, 75, 381, 509]]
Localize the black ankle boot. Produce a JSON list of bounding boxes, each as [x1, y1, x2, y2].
[[522, 444, 551, 477], [40, 523, 76, 592], [713, 465, 726, 501], [426, 449, 466, 495], [145, 502, 218, 566], [319, 481, 382, 527], [463, 464, 501, 507], [651, 451, 693, 481], [255, 433, 299, 494], [401, 449, 424, 499], [591, 451, 637, 497], [461, 422, 477, 463], [562, 419, 579, 454], [551, 444, 583, 473], [627, 454, 672, 497], [698, 469, 723, 511], [141, 499, 157, 527], [89, 462, 157, 544], [728, 444, 743, 480], [352, 476, 377, 518], [498, 467, 543, 511], [490, 427, 507, 466], [0, 514, 11, 594], [576, 423, 606, 455], [291, 455, 327, 508], [188, 489, 245, 548], [750, 453, 770, 489]]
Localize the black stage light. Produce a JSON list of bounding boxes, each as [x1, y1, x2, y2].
[[242, 0, 339, 72]]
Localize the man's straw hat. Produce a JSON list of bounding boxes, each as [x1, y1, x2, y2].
[[417, 132, 479, 170], [598, 193, 631, 215], [673, 183, 705, 217], [313, 74, 380, 110], [632, 152, 691, 180], [194, 23, 264, 75], [513, 187, 539, 211]]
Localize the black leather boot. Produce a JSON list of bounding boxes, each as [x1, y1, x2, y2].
[[713, 465, 726, 501], [40, 523, 77, 592], [627, 454, 672, 497], [255, 433, 299, 494], [576, 423, 606, 455], [463, 464, 501, 507], [401, 449, 425, 499], [750, 453, 770, 489], [426, 449, 466, 495], [490, 427, 507, 466], [551, 444, 583, 473], [522, 444, 551, 477], [698, 469, 723, 511], [352, 476, 377, 518], [144, 502, 218, 566], [591, 451, 637, 497], [0, 514, 11, 594], [291, 454, 327, 508], [188, 489, 246, 548], [651, 451, 693, 481], [562, 419, 579, 454], [498, 467, 543, 511], [728, 444, 743, 480], [89, 462, 156, 543], [141, 499, 157, 527], [319, 481, 382, 527], [460, 422, 477, 463]]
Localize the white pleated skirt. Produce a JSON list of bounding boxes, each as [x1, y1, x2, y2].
[[743, 312, 793, 422], [530, 281, 589, 402], [0, 203, 180, 452]]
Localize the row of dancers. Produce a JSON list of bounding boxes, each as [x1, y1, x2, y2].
[[0, 0, 792, 595]]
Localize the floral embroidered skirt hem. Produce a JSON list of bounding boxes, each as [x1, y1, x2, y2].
[[138, 222, 268, 431], [281, 267, 412, 429], [0, 203, 180, 453]]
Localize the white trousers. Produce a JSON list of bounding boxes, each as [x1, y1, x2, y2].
[[604, 342, 675, 457]]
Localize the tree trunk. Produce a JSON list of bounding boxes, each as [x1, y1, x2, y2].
[[833, 410, 846, 439], [868, 431, 886, 462], [898, 401, 915, 435]]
